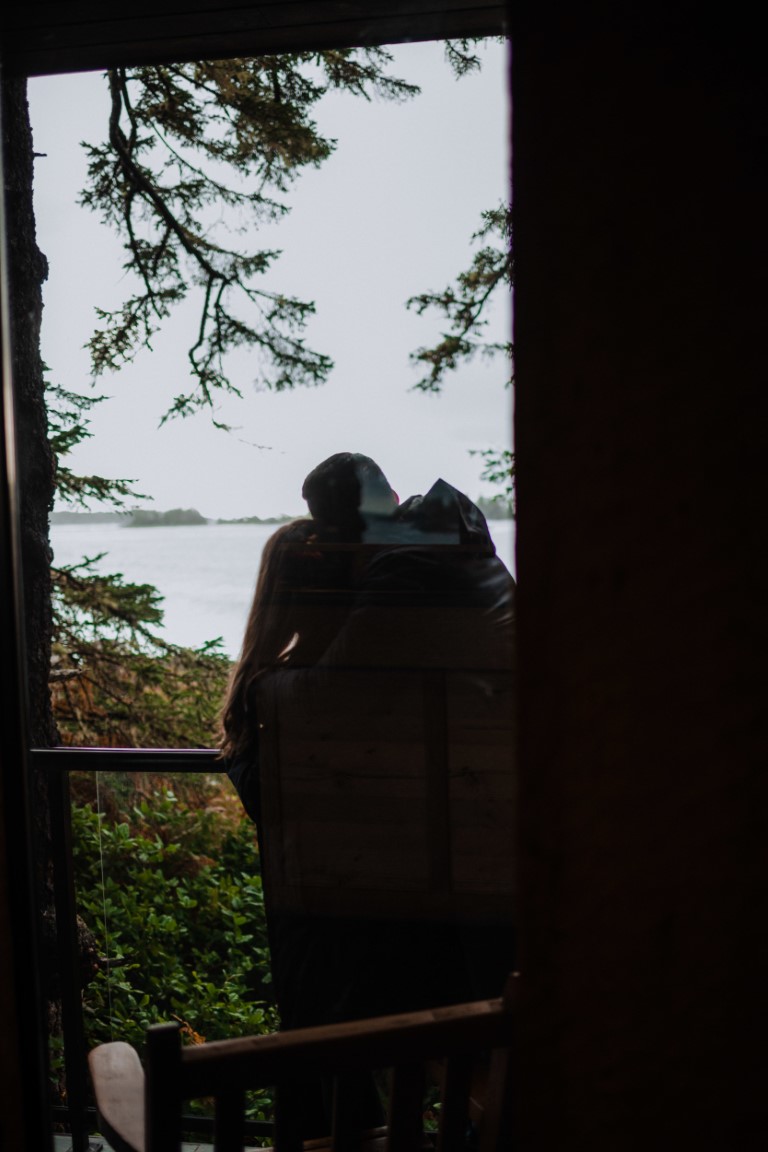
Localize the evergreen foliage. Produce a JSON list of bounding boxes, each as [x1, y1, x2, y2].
[[80, 52, 419, 425], [50, 555, 229, 748], [472, 447, 515, 507], [47, 375, 229, 749], [46, 382, 146, 509], [442, 38, 489, 78], [407, 202, 513, 394], [408, 203, 514, 500]]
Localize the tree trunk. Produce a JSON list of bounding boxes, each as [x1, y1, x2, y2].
[[2, 76, 56, 750], [2, 71, 63, 1024]]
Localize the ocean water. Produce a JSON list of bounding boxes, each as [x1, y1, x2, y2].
[[50, 519, 515, 657]]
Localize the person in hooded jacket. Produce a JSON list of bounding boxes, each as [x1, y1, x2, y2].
[[222, 453, 516, 1136]]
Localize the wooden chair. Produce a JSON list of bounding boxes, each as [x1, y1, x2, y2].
[[88, 976, 516, 1152], [253, 586, 517, 1029], [256, 662, 516, 928]]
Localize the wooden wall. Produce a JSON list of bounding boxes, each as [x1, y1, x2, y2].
[[513, 4, 768, 1147], [0, 0, 507, 76]]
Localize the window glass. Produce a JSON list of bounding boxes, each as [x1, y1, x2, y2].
[[29, 38, 513, 1142]]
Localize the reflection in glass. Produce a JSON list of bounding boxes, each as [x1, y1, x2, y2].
[[222, 453, 516, 1138]]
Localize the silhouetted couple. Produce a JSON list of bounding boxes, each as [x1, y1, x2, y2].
[[221, 452, 516, 1136]]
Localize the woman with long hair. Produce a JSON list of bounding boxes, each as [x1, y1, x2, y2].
[[221, 516, 355, 801], [221, 517, 380, 1136], [222, 519, 320, 760]]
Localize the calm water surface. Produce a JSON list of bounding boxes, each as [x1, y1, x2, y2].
[[50, 520, 515, 657]]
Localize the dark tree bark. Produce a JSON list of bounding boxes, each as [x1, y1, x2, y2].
[[2, 76, 56, 752], [1, 75, 68, 1028]]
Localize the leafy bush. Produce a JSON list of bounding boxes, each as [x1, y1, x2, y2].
[[72, 787, 277, 1121]]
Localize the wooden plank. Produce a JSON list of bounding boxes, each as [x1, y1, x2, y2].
[[214, 1086, 245, 1152], [272, 1082, 304, 1152], [386, 1062, 425, 1152], [436, 1053, 473, 1152], [286, 826, 428, 887], [261, 658, 516, 922], [146, 1023, 183, 1152], [280, 791, 426, 821], [3, 0, 503, 32], [423, 669, 452, 893], [316, 609, 512, 670], [1, 1, 507, 77], [277, 746, 427, 776], [179, 995, 513, 1099], [261, 884, 514, 923]]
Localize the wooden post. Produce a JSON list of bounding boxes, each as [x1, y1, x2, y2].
[[513, 2, 768, 1146]]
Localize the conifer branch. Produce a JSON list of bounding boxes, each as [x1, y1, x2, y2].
[[79, 51, 418, 422], [407, 203, 513, 393]]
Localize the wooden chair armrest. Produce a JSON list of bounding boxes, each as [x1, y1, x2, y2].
[[88, 1041, 146, 1152]]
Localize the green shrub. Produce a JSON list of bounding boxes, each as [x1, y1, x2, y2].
[[72, 788, 277, 1122]]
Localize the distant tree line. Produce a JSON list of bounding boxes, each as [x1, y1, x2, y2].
[[475, 493, 514, 520], [127, 507, 207, 527], [50, 507, 299, 526]]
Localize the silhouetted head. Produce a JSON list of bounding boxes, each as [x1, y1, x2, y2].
[[302, 453, 398, 538]]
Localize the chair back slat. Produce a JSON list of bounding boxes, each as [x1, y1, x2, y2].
[[476, 1047, 515, 1152], [476, 976, 517, 1152], [145, 1022, 183, 1152], [386, 1061, 426, 1152], [214, 1086, 245, 1152], [330, 1072, 380, 1152], [436, 1053, 474, 1152], [273, 1082, 305, 1152]]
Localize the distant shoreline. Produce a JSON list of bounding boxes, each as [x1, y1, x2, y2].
[[51, 501, 514, 527], [51, 509, 299, 528]]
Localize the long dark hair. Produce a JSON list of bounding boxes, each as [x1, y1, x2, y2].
[[220, 519, 324, 759]]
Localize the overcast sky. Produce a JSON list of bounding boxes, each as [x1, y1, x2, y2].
[[29, 39, 512, 520]]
